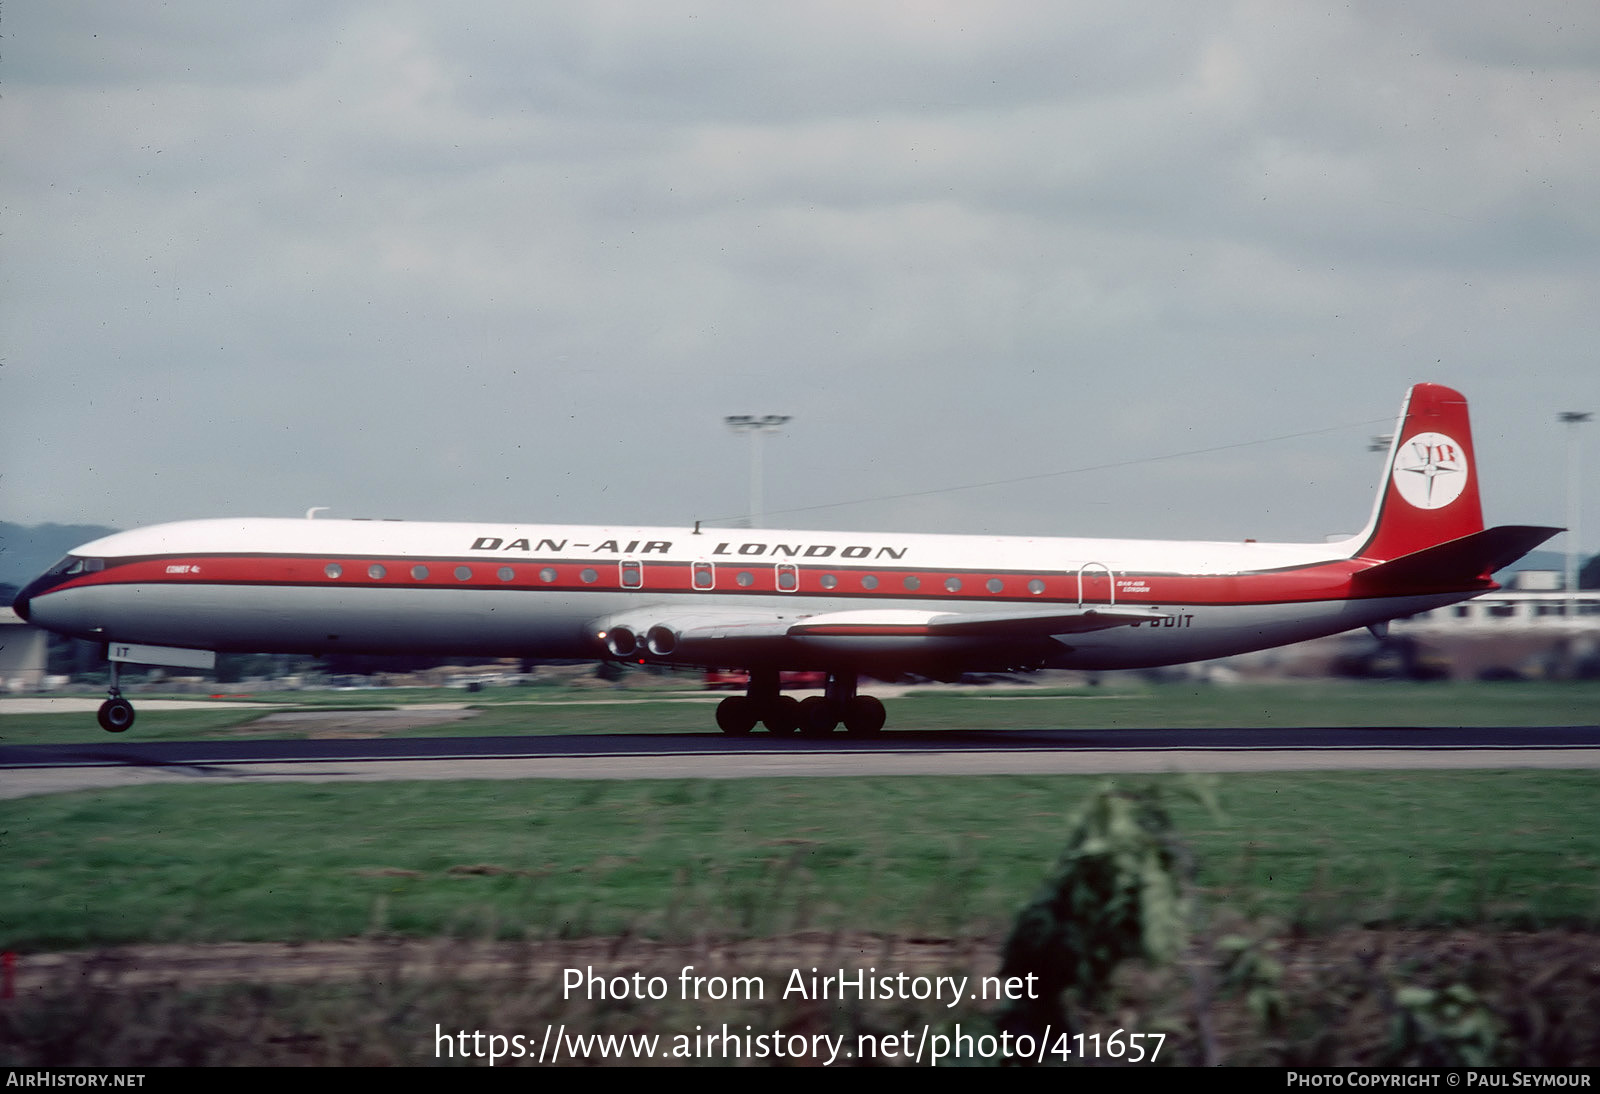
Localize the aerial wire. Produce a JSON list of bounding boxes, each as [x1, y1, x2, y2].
[[700, 415, 1395, 527]]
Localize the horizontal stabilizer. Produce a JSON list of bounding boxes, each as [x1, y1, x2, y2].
[[1353, 525, 1562, 593]]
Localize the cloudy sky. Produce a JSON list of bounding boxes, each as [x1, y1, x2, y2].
[[4, 2, 1597, 556]]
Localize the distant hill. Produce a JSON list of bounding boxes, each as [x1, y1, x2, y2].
[[0, 522, 120, 591]]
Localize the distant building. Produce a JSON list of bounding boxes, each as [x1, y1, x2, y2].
[[1397, 591, 1600, 631], [1389, 591, 1600, 681], [0, 606, 48, 691]]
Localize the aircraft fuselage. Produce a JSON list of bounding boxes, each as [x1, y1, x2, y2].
[[18, 517, 1472, 673]]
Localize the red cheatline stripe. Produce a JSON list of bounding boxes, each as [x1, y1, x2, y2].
[[34, 552, 1474, 608]]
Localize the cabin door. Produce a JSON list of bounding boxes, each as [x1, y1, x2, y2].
[[1077, 562, 1115, 608]]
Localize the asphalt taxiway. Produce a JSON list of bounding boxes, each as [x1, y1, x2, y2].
[[3, 724, 1597, 799]]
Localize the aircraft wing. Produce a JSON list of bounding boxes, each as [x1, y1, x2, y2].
[[598, 604, 1168, 667], [786, 606, 1169, 638]]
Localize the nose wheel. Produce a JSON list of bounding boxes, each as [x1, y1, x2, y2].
[[98, 696, 135, 733], [97, 660, 135, 733]]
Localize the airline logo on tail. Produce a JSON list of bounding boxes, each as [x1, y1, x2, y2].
[[1392, 431, 1468, 510]]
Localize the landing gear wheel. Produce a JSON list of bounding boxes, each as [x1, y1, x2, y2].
[[716, 696, 757, 736], [98, 697, 135, 734], [763, 695, 801, 735], [843, 695, 886, 737], [798, 696, 838, 737]]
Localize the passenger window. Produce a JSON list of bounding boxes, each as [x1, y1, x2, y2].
[[692, 561, 715, 590], [776, 563, 798, 592]]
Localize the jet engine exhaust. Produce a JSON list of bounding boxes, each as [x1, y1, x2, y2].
[[645, 625, 678, 657], [604, 626, 638, 658]]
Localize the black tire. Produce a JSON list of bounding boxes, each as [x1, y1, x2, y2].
[[98, 698, 135, 734], [843, 695, 886, 737], [716, 696, 757, 736], [764, 695, 800, 734], [798, 696, 838, 737]]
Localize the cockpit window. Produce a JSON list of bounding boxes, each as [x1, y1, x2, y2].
[[53, 557, 105, 576]]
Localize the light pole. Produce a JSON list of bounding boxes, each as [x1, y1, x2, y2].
[[725, 414, 790, 528], [1560, 411, 1591, 595]]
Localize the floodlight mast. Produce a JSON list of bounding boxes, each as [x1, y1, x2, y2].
[[1560, 411, 1591, 595], [725, 414, 790, 528]]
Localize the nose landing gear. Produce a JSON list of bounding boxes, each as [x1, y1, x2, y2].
[[97, 661, 135, 733]]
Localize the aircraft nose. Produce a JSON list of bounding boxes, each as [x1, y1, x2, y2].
[[11, 571, 53, 623]]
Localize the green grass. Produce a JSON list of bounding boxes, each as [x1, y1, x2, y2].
[[0, 695, 722, 744], [4, 771, 1598, 951], [898, 679, 1600, 729]]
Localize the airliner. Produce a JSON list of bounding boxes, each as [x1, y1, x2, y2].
[[13, 383, 1559, 737]]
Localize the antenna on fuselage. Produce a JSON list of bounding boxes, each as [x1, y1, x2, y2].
[[305, 507, 329, 520]]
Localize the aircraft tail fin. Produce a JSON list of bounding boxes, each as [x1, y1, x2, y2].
[[1353, 383, 1487, 562]]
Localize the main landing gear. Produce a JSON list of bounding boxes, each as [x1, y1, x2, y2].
[[714, 669, 886, 738], [97, 660, 136, 733]]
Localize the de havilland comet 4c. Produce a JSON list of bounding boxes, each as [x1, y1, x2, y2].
[[14, 384, 1560, 736]]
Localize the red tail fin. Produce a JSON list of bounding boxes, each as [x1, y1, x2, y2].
[[1355, 383, 1484, 561]]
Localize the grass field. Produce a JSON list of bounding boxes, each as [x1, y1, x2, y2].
[[4, 770, 1598, 950]]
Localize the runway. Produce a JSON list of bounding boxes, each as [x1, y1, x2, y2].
[[3, 724, 1598, 799]]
